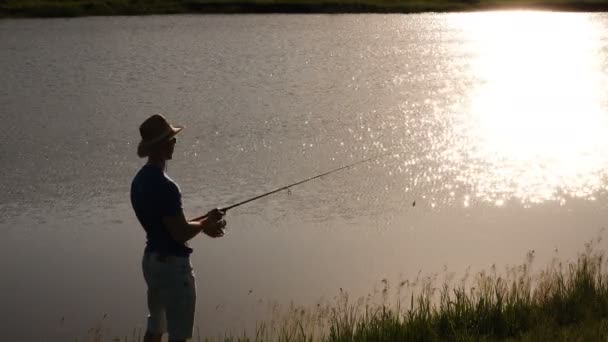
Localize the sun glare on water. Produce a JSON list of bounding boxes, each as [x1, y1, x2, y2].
[[444, 12, 608, 205]]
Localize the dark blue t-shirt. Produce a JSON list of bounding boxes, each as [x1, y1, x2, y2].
[[131, 164, 192, 256]]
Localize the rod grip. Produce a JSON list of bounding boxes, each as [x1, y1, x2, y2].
[[191, 207, 226, 222], [192, 214, 207, 221]]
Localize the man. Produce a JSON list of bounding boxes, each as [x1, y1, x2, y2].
[[131, 114, 226, 342]]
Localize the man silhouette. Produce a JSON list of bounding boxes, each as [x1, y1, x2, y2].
[[131, 114, 226, 342]]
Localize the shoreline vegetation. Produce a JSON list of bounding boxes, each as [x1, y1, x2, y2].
[[89, 239, 608, 341], [3, 0, 608, 18]]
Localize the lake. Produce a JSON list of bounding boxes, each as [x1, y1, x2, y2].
[[2, 12, 608, 340]]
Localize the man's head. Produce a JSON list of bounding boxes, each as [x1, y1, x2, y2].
[[137, 114, 183, 160]]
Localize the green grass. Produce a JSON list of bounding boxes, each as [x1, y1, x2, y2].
[[3, 0, 608, 18], [83, 238, 608, 341]]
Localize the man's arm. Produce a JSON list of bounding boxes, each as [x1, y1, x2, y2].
[[163, 210, 203, 243], [163, 209, 226, 243]]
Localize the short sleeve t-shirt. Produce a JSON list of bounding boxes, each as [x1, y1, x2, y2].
[[131, 164, 192, 256]]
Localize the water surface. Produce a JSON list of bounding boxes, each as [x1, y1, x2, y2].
[[2, 12, 608, 340]]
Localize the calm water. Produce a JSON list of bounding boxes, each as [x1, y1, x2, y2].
[[2, 12, 608, 340]]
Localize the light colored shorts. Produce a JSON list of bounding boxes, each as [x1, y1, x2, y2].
[[142, 252, 196, 340]]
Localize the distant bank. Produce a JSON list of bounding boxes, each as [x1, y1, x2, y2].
[[2, 0, 608, 18]]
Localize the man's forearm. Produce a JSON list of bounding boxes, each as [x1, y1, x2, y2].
[[179, 221, 204, 242]]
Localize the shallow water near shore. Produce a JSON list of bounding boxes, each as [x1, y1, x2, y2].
[[2, 12, 608, 340]]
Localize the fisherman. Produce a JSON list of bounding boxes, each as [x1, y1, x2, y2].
[[131, 114, 226, 342]]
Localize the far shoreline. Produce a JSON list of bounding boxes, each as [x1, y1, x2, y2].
[[2, 1, 608, 19]]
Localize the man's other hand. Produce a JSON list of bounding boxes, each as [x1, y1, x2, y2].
[[201, 208, 226, 238]]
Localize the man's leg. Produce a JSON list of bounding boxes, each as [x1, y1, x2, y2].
[[143, 255, 168, 341], [166, 259, 197, 342]]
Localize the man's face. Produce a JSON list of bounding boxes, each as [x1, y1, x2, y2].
[[159, 137, 177, 160]]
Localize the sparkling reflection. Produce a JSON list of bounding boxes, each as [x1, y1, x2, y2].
[[444, 12, 608, 205]]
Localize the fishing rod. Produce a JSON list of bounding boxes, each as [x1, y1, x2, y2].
[[192, 151, 394, 221]]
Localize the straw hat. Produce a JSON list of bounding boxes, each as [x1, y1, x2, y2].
[[137, 114, 184, 158]]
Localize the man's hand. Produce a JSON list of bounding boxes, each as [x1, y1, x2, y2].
[[201, 208, 226, 238]]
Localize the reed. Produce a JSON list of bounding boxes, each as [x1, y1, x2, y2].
[[321, 242, 608, 341]]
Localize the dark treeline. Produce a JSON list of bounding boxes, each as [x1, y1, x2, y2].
[[3, 0, 608, 18]]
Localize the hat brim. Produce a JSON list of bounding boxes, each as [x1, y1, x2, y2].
[[137, 126, 183, 158]]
